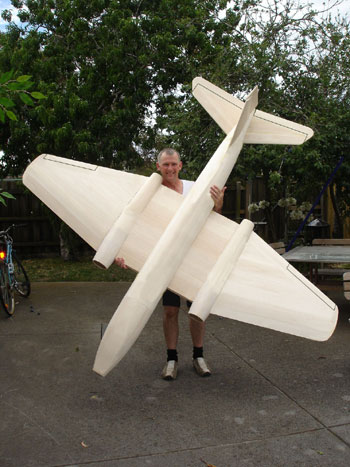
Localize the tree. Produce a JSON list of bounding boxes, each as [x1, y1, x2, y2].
[[0, 0, 245, 176], [0, 0, 247, 258], [158, 0, 350, 240], [1, 1, 349, 241]]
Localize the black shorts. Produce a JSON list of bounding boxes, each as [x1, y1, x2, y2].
[[162, 290, 192, 308]]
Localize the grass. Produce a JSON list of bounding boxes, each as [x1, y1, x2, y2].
[[22, 256, 137, 282], [23, 255, 350, 283]]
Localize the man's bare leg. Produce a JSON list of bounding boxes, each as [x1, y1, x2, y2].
[[189, 316, 205, 347], [163, 306, 179, 349]]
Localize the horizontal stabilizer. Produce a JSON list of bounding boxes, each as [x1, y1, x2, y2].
[[193, 77, 313, 145]]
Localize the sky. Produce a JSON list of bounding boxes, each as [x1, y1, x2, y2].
[[311, 0, 349, 16], [0, 0, 348, 31]]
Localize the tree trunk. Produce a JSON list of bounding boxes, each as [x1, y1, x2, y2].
[[59, 223, 78, 261]]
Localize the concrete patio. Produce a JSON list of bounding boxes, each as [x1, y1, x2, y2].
[[0, 282, 349, 466]]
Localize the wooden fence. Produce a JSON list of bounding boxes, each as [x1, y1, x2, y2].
[[0, 179, 60, 258]]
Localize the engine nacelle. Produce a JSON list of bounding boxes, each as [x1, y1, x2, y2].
[[189, 219, 254, 322], [93, 173, 162, 269]]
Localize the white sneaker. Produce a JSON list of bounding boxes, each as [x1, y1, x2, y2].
[[161, 360, 178, 380], [193, 357, 211, 377]]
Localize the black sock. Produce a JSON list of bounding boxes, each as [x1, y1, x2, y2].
[[193, 346, 203, 359], [167, 349, 178, 362]]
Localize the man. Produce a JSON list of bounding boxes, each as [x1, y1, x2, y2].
[[117, 148, 225, 380]]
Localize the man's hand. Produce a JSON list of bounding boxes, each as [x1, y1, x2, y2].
[[210, 185, 226, 213], [115, 257, 128, 269]]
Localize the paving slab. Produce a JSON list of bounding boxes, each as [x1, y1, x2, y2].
[[1, 283, 350, 467], [208, 292, 350, 427], [60, 430, 350, 467]]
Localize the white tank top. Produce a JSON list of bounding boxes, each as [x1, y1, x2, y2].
[[181, 179, 194, 197]]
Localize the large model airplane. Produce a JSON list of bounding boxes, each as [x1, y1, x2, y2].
[[23, 78, 338, 377]]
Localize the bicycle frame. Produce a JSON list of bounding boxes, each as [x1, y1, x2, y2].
[[0, 236, 15, 288], [0, 224, 31, 316], [0, 232, 15, 315]]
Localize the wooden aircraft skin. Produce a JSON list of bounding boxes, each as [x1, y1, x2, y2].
[[192, 77, 314, 144], [23, 78, 338, 377], [23, 154, 337, 340]]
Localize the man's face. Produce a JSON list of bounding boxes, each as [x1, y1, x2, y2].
[[156, 153, 182, 183]]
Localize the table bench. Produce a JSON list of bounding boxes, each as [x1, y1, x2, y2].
[[344, 272, 350, 300]]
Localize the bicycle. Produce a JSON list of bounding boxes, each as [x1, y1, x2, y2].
[[0, 224, 31, 316]]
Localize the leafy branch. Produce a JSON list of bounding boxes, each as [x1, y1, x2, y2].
[[0, 189, 16, 206], [0, 70, 46, 123]]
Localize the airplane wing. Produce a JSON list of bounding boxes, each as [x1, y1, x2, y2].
[[22, 154, 149, 252], [192, 77, 314, 144], [23, 154, 337, 345], [23, 79, 336, 377]]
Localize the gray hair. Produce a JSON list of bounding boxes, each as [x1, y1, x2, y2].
[[157, 148, 181, 163]]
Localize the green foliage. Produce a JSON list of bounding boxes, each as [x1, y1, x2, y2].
[[0, 0, 349, 236], [0, 0, 241, 176], [0, 69, 45, 205], [0, 189, 16, 206], [158, 0, 350, 233], [0, 71, 45, 123]]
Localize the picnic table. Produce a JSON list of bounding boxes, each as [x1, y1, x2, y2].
[[283, 239, 350, 293]]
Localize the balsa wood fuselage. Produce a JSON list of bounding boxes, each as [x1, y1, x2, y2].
[[23, 78, 338, 377]]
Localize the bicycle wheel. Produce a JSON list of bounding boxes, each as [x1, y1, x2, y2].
[[0, 262, 15, 316], [0, 281, 6, 315], [12, 252, 31, 297]]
